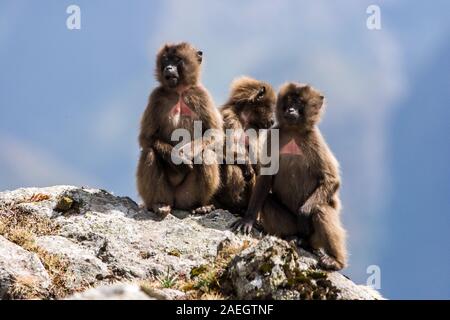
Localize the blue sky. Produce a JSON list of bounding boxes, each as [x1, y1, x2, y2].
[[0, 0, 449, 299]]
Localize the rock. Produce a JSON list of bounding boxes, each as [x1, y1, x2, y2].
[[34, 235, 109, 289], [0, 236, 51, 299], [223, 236, 383, 300], [0, 186, 383, 300]]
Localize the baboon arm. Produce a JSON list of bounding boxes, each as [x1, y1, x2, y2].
[[153, 138, 193, 172], [221, 108, 242, 131], [180, 90, 224, 160], [222, 107, 254, 169], [153, 139, 174, 163], [244, 174, 273, 221], [139, 129, 155, 150], [301, 172, 340, 214], [139, 89, 164, 149], [301, 133, 341, 214]]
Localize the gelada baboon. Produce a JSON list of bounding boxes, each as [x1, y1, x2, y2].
[[215, 76, 276, 214], [232, 82, 347, 270], [136, 42, 223, 216]]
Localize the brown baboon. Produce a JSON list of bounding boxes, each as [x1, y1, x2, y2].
[[232, 82, 347, 270], [215, 76, 276, 214], [136, 42, 223, 216]]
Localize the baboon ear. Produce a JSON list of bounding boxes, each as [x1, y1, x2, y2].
[[197, 50, 203, 63], [257, 86, 266, 97]]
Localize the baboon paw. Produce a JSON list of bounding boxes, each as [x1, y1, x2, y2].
[[230, 218, 254, 235], [318, 254, 344, 271], [152, 204, 172, 218], [191, 204, 215, 215]]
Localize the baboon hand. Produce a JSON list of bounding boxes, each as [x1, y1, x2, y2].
[[171, 147, 194, 168], [299, 201, 315, 216], [231, 217, 255, 235]]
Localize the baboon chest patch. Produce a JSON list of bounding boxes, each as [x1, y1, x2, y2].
[[280, 138, 302, 155], [170, 89, 197, 118], [171, 98, 196, 116]]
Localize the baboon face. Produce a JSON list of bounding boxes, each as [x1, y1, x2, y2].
[[156, 42, 203, 88], [276, 83, 324, 128], [239, 101, 275, 130], [230, 77, 276, 129]]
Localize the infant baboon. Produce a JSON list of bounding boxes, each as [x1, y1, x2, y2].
[[215, 76, 276, 214], [233, 82, 347, 270], [136, 42, 223, 216]]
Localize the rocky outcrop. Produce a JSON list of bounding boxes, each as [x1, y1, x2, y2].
[[223, 237, 383, 300], [0, 186, 382, 300]]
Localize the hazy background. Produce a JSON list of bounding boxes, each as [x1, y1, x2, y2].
[[0, 0, 448, 299]]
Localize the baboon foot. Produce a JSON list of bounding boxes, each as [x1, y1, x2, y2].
[[152, 204, 172, 218], [315, 250, 344, 271], [191, 204, 215, 215]]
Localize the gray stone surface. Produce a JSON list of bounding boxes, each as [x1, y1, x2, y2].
[[0, 236, 51, 299], [224, 236, 383, 300], [0, 186, 383, 300], [35, 235, 109, 289]]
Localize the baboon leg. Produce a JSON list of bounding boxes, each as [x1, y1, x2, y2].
[[175, 164, 220, 210], [137, 149, 174, 211], [218, 164, 250, 213], [196, 164, 221, 205], [310, 205, 347, 270], [174, 171, 198, 210], [259, 195, 301, 238], [224, 165, 247, 202]]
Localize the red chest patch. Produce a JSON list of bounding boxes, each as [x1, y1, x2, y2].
[[280, 139, 302, 155], [171, 97, 195, 117], [170, 87, 196, 118]]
